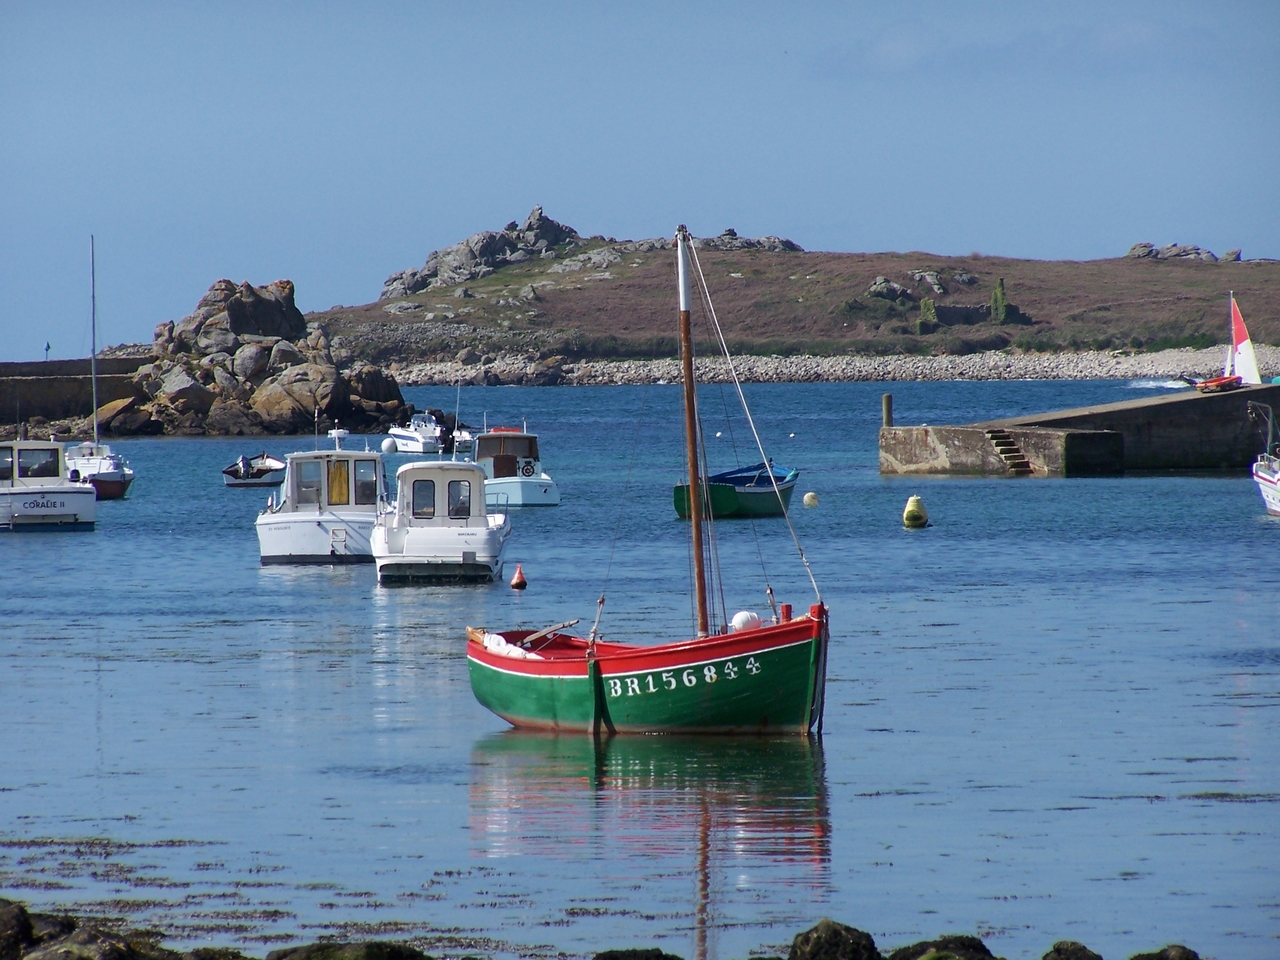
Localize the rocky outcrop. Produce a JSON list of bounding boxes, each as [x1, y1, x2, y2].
[[698, 227, 803, 252], [381, 206, 580, 298], [868, 276, 914, 301], [789, 919, 879, 960], [1126, 242, 1221, 262], [380, 210, 804, 299], [90, 280, 409, 437]]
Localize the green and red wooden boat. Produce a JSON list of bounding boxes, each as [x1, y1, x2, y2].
[[467, 226, 828, 735], [467, 605, 828, 734]]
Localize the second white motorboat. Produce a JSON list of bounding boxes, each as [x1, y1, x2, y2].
[[64, 441, 135, 499], [372, 460, 511, 583], [388, 412, 444, 454], [472, 425, 560, 506], [255, 429, 390, 564]]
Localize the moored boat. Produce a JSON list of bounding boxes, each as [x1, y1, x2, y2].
[[372, 460, 511, 583], [254, 429, 389, 564], [222, 452, 287, 487], [65, 441, 135, 499], [66, 237, 136, 501], [467, 226, 827, 735], [1248, 401, 1280, 516], [674, 460, 798, 518], [1, 441, 97, 530], [472, 425, 559, 506], [388, 412, 443, 454]]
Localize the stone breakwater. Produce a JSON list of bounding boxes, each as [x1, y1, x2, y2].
[[394, 346, 1280, 387], [0, 900, 1202, 960]]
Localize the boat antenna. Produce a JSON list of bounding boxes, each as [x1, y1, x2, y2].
[[677, 226, 710, 636], [90, 235, 99, 450], [686, 238, 822, 603], [314, 406, 319, 450]]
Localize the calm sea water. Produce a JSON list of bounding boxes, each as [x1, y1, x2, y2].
[[1, 380, 1277, 960]]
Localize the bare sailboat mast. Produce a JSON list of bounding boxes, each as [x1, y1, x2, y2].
[[677, 226, 710, 637], [90, 235, 99, 448]]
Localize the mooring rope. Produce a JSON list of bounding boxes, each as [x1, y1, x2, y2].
[[687, 241, 822, 603]]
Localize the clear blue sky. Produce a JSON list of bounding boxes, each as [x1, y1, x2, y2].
[[2, 2, 1277, 361]]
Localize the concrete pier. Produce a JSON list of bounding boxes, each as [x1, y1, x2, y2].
[[879, 384, 1280, 476]]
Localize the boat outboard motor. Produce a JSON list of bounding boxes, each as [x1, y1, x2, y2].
[[238, 455, 251, 478]]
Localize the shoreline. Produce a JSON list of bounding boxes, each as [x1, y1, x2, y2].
[[0, 896, 1202, 960], [392, 345, 1280, 387]]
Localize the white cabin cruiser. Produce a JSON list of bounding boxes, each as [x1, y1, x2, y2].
[[472, 426, 560, 506], [65, 441, 135, 499], [255, 430, 389, 564], [388, 412, 443, 454], [1, 441, 97, 530], [372, 460, 511, 583]]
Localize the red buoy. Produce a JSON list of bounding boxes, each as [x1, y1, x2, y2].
[[510, 564, 527, 590]]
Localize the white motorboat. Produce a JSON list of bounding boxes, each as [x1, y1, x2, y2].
[[1, 440, 97, 530], [472, 425, 560, 506], [388, 412, 443, 454], [223, 452, 287, 487], [372, 460, 511, 583], [65, 441, 135, 499], [255, 429, 390, 564]]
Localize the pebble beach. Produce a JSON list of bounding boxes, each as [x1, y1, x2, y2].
[[393, 345, 1280, 387]]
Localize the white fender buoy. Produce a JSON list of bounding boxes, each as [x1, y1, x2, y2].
[[903, 495, 929, 529], [802, 491, 819, 508], [380, 437, 397, 453], [730, 611, 761, 632]]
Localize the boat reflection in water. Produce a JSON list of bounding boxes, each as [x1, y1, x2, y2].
[[469, 733, 830, 960]]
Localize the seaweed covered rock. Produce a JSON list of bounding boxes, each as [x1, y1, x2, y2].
[[789, 919, 881, 960], [1128, 947, 1200, 960], [266, 944, 431, 960], [886, 934, 998, 960], [1041, 943, 1102, 960], [593, 950, 684, 960]]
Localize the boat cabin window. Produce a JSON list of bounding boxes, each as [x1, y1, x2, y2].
[[354, 460, 378, 505], [0, 447, 10, 482], [327, 459, 350, 506], [448, 479, 471, 519], [411, 479, 435, 519], [18, 448, 59, 479], [297, 460, 323, 504], [475, 436, 537, 461]]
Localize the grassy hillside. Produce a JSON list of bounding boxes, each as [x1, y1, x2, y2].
[[312, 240, 1280, 364]]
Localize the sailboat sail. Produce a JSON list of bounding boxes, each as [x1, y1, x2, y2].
[[1228, 294, 1262, 385]]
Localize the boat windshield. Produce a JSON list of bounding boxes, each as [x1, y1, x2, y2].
[[448, 479, 471, 518], [0, 447, 10, 481], [354, 460, 378, 505], [475, 436, 537, 460], [18, 448, 59, 479]]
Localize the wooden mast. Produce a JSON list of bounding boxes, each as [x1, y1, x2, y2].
[[677, 226, 709, 636]]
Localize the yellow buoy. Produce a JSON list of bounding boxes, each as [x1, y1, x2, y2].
[[802, 491, 819, 508], [902, 495, 929, 529]]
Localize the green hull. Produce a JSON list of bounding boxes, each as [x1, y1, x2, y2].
[[673, 480, 795, 518], [468, 619, 826, 734]]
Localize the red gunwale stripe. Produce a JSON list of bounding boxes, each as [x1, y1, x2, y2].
[[465, 617, 820, 677]]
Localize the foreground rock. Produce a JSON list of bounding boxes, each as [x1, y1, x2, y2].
[[80, 280, 410, 438], [0, 900, 1205, 960]]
